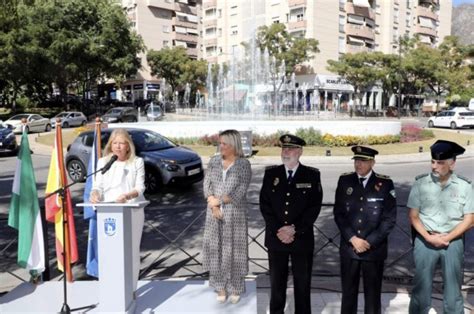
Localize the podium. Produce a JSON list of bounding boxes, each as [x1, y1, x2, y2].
[[78, 201, 149, 314]]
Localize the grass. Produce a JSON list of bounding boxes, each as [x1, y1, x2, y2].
[[35, 128, 474, 157]]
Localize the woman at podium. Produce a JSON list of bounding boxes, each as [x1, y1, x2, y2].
[[90, 128, 146, 296], [202, 129, 252, 304]]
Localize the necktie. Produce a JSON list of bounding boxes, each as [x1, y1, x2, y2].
[[287, 170, 293, 184], [359, 177, 366, 187]]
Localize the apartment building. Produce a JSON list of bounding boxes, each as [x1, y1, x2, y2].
[[120, 0, 200, 102], [202, 0, 452, 111]]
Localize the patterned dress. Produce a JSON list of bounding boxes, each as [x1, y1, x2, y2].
[[202, 155, 252, 294]]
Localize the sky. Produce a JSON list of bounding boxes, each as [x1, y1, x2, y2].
[[453, 0, 474, 6]]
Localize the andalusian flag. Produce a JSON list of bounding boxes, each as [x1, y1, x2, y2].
[[45, 124, 78, 282], [8, 131, 45, 273], [83, 120, 101, 277]]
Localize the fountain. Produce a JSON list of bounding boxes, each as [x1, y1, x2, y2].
[[126, 37, 401, 139]]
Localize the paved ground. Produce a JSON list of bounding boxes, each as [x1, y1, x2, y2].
[[1, 129, 474, 313]]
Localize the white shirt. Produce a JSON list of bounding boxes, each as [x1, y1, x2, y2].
[[357, 170, 373, 188], [284, 163, 300, 179]]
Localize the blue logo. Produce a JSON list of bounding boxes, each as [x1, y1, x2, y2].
[[104, 218, 116, 236]]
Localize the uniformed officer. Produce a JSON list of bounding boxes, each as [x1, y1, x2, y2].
[[260, 134, 323, 314], [408, 140, 473, 314], [333, 145, 397, 314]]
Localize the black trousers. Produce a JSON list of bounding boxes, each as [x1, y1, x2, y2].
[[340, 258, 384, 314], [268, 249, 313, 314]]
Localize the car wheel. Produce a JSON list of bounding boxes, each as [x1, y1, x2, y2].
[[45, 124, 52, 132], [67, 159, 86, 182], [145, 166, 162, 194], [63, 122, 69, 128], [428, 121, 434, 128], [81, 120, 86, 126], [450, 122, 457, 129]]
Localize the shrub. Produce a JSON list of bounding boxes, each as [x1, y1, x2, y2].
[[400, 125, 434, 143], [295, 127, 322, 145]]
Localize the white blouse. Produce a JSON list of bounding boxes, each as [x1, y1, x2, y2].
[[92, 156, 146, 202]]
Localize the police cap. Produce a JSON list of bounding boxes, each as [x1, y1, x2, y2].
[[279, 134, 306, 148], [430, 140, 465, 160], [351, 145, 378, 160]]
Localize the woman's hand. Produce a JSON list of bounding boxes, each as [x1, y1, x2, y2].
[[207, 195, 221, 207], [116, 194, 129, 203], [211, 206, 223, 220], [90, 191, 102, 204]]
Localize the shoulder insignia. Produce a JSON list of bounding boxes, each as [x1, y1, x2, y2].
[[341, 172, 355, 176], [375, 173, 390, 179], [457, 175, 472, 184], [265, 165, 279, 171], [415, 173, 429, 180]]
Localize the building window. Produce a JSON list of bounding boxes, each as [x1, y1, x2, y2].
[[163, 40, 169, 47], [205, 27, 216, 36], [339, 15, 346, 33], [231, 25, 238, 36], [205, 8, 216, 18], [339, 0, 346, 11], [230, 5, 238, 16], [162, 25, 170, 33], [339, 36, 346, 53]]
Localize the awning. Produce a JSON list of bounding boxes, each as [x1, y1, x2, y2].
[[348, 14, 364, 25], [348, 36, 365, 45], [419, 16, 435, 28], [353, 0, 370, 8]]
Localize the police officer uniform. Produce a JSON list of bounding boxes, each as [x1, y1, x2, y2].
[[408, 140, 474, 314], [260, 134, 323, 314], [333, 146, 397, 314]]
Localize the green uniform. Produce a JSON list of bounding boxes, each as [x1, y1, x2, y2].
[[407, 172, 474, 314]]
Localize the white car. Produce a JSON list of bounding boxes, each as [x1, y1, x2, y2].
[[50, 111, 87, 128], [5, 113, 52, 134], [428, 107, 474, 129]]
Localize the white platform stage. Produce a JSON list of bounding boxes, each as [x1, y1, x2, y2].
[[0, 279, 257, 313]]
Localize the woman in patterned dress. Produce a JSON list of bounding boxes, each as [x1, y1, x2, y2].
[[202, 129, 252, 304]]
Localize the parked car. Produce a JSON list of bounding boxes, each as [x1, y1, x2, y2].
[[0, 122, 18, 155], [65, 128, 203, 193], [5, 113, 52, 134], [145, 103, 163, 121], [51, 111, 87, 128], [102, 107, 138, 123], [427, 107, 474, 129]]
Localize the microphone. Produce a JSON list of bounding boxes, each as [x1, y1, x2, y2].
[[101, 155, 118, 174]]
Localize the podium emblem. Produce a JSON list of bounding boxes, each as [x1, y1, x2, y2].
[[104, 218, 116, 236]]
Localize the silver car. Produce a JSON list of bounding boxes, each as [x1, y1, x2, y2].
[[51, 111, 87, 128], [5, 113, 52, 134]]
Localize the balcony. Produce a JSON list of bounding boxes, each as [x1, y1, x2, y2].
[[174, 32, 198, 43], [147, 0, 174, 10], [288, 20, 307, 31], [173, 17, 198, 29], [204, 38, 217, 46], [420, 0, 438, 6], [346, 44, 369, 54], [186, 48, 198, 58], [175, 2, 197, 15], [203, 19, 217, 28], [345, 3, 375, 21], [345, 24, 375, 41], [203, 0, 217, 9], [289, 0, 306, 8], [414, 25, 437, 37], [417, 6, 438, 21]]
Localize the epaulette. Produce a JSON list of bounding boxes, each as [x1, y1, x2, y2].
[[457, 175, 472, 184], [375, 173, 390, 179], [265, 165, 279, 171], [341, 171, 355, 176], [306, 166, 320, 172], [415, 173, 429, 180]]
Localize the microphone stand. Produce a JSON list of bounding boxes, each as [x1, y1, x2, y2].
[[45, 163, 112, 313]]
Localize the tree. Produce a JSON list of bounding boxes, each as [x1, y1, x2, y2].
[[255, 23, 319, 108], [147, 46, 208, 104], [327, 52, 381, 108]]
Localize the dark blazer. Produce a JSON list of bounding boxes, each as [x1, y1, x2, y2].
[[260, 164, 323, 252], [334, 171, 397, 261]]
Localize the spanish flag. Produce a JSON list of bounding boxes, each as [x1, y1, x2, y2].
[[45, 123, 78, 282]]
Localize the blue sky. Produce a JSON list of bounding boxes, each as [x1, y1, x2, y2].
[[453, 0, 474, 6]]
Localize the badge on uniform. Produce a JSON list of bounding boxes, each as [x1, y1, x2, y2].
[[296, 183, 312, 188], [347, 187, 353, 195], [390, 189, 396, 198], [374, 182, 382, 191], [273, 177, 279, 186]]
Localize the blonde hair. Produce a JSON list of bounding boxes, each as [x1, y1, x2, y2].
[[219, 129, 244, 158], [103, 128, 136, 162]]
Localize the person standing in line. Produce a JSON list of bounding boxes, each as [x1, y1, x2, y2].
[[333, 146, 397, 314], [260, 134, 323, 314], [202, 129, 252, 304], [408, 140, 473, 314], [89, 128, 146, 297]]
